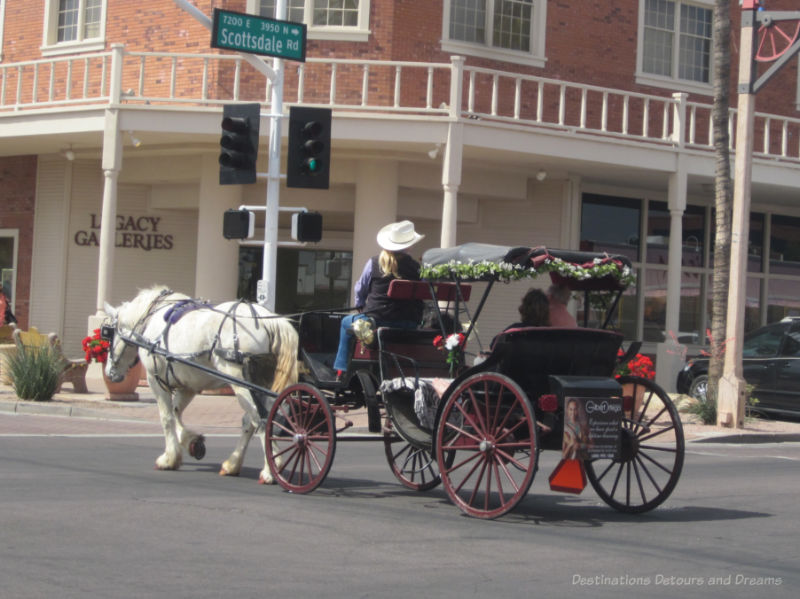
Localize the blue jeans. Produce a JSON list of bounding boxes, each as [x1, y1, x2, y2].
[[333, 313, 417, 372]]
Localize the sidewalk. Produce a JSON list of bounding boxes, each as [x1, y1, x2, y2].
[[0, 373, 373, 436], [2, 374, 800, 443]]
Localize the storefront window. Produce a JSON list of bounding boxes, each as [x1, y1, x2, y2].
[[643, 268, 667, 342], [677, 267, 704, 342], [237, 247, 353, 314], [0, 235, 15, 307], [767, 278, 800, 322], [646, 201, 705, 267], [646, 201, 669, 265], [770, 214, 800, 277], [745, 277, 761, 333], [580, 194, 641, 261]]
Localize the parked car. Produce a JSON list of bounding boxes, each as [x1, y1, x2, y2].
[[676, 317, 800, 418]]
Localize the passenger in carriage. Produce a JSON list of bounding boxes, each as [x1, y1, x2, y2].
[[504, 288, 550, 331], [333, 220, 425, 380], [483, 288, 550, 355], [547, 283, 578, 328]]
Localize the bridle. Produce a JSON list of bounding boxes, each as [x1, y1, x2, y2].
[[102, 289, 174, 374]]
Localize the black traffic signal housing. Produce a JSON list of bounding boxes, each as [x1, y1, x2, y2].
[[219, 103, 260, 185], [287, 106, 331, 189], [223, 209, 254, 239], [291, 211, 323, 242]]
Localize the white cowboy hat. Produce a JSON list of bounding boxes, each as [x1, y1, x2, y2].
[[376, 220, 425, 251]]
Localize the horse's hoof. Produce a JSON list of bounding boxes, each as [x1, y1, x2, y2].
[[156, 454, 181, 470], [258, 474, 274, 485], [189, 437, 206, 460], [219, 468, 239, 477]]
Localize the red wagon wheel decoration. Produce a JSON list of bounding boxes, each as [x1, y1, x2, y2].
[[755, 16, 800, 62]]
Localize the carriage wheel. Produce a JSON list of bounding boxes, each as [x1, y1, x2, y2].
[[756, 18, 800, 62], [355, 371, 381, 433], [383, 421, 453, 491], [585, 376, 684, 514], [436, 373, 538, 519], [266, 383, 336, 494]]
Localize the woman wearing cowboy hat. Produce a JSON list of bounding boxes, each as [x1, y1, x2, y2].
[[332, 220, 425, 379]]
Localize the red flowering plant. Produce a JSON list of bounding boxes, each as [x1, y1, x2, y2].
[[82, 328, 110, 364], [433, 333, 466, 376], [615, 349, 655, 380]]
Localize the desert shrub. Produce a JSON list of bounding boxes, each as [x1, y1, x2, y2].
[[7, 345, 61, 401]]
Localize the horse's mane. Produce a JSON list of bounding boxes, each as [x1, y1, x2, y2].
[[117, 285, 184, 326]]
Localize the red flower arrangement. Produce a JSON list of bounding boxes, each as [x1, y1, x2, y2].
[[82, 328, 110, 364], [615, 349, 655, 380]]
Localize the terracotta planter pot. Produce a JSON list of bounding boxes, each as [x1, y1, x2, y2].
[[103, 361, 143, 402]]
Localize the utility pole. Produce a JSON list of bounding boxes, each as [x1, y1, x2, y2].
[[718, 1, 800, 427]]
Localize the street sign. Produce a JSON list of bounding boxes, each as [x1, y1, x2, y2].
[[210, 8, 306, 62]]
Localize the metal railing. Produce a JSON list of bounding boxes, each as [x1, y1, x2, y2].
[[2, 45, 800, 163]]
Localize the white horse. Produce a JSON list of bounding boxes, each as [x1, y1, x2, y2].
[[103, 285, 298, 484]]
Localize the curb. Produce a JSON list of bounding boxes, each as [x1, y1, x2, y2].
[[4, 397, 800, 444], [0, 399, 153, 423], [689, 433, 800, 444]]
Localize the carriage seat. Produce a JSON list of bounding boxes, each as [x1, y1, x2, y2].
[[490, 326, 624, 401], [12, 327, 89, 393]]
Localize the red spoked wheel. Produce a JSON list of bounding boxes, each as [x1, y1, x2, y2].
[[266, 383, 336, 494], [384, 429, 443, 492], [585, 376, 684, 513], [435, 373, 538, 519], [756, 17, 800, 62]]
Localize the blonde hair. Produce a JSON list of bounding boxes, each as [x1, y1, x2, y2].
[[379, 250, 399, 277]]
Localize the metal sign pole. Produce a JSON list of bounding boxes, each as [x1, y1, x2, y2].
[[260, 42, 284, 310], [256, 0, 288, 310], [173, 0, 288, 310]]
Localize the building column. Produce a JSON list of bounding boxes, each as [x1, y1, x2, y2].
[[655, 164, 687, 392], [91, 44, 125, 332], [93, 108, 122, 322], [440, 122, 463, 248], [352, 160, 398, 303], [195, 153, 241, 302]]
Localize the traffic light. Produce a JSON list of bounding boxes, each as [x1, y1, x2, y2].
[[286, 106, 331, 189], [223, 209, 254, 239], [219, 103, 260, 185], [291, 211, 323, 242]]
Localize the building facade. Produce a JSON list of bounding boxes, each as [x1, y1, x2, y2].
[[2, 0, 800, 391]]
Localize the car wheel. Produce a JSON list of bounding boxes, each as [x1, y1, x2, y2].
[[689, 374, 708, 401]]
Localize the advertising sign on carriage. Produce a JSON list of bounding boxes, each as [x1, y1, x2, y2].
[[561, 396, 623, 461]]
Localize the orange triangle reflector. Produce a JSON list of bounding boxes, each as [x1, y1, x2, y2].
[[549, 458, 587, 494]]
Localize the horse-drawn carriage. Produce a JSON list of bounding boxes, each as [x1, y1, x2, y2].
[[264, 243, 684, 519], [103, 243, 684, 520]]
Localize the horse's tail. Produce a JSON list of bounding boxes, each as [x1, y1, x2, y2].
[[270, 318, 299, 393]]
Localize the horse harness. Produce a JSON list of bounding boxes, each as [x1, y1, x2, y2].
[[115, 290, 266, 394]]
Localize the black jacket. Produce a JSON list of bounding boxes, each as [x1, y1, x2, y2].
[[362, 253, 423, 323]]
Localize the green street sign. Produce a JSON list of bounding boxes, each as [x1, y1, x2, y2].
[[211, 8, 306, 62]]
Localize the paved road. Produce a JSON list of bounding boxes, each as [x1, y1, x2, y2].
[[1, 415, 798, 599]]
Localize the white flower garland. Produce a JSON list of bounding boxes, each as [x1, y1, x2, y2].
[[420, 256, 635, 287]]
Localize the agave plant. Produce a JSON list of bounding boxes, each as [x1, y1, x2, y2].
[[7, 344, 61, 401]]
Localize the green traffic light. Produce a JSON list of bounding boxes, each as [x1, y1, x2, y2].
[[304, 157, 321, 173]]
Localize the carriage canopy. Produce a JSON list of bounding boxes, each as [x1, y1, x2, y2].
[[420, 243, 635, 291]]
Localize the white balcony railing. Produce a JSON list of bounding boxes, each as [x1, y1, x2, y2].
[[2, 44, 800, 164]]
